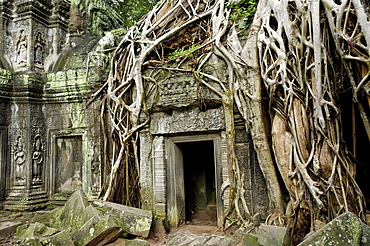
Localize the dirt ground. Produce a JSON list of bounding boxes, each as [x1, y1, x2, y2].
[[143, 211, 223, 246], [0, 209, 35, 246]]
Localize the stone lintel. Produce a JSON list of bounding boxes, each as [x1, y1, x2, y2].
[[150, 107, 225, 135]]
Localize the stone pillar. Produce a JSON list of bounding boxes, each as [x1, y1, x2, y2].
[[4, 75, 48, 210], [152, 136, 166, 216], [139, 128, 154, 211], [221, 131, 229, 209]]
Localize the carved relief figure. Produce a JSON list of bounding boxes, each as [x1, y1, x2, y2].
[[16, 30, 28, 65], [32, 135, 43, 182], [34, 33, 45, 65], [14, 136, 26, 184], [91, 146, 100, 193], [58, 36, 66, 52]]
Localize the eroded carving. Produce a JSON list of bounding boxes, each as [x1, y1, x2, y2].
[[16, 30, 28, 65], [34, 32, 45, 66], [32, 135, 43, 182], [14, 136, 26, 184], [151, 107, 225, 134], [91, 146, 100, 194]]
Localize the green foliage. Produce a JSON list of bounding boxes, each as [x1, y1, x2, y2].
[[168, 45, 201, 59], [227, 0, 258, 29], [74, 241, 83, 246], [111, 0, 158, 28], [120, 231, 129, 238], [47, 204, 55, 209]]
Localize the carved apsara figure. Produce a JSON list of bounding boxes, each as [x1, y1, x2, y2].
[[17, 30, 27, 65], [34, 32, 44, 65], [14, 136, 26, 184], [91, 146, 100, 193], [32, 136, 43, 182]]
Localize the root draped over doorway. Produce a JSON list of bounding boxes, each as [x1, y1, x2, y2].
[[96, 0, 369, 242]]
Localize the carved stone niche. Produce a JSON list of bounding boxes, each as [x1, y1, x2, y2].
[[48, 128, 99, 202]]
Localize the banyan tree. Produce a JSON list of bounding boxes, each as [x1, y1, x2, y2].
[[95, 0, 370, 243]]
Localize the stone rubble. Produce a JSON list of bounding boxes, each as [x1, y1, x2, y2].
[[5, 194, 370, 246], [12, 190, 152, 246], [298, 212, 368, 246]]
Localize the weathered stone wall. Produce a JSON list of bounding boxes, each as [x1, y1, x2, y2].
[[140, 55, 269, 226], [235, 125, 269, 219], [0, 0, 269, 219], [0, 0, 124, 210], [144, 55, 223, 112]]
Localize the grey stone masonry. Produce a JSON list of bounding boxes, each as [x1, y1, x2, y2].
[[0, 0, 124, 210]]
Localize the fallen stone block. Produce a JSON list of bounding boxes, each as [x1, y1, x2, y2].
[[233, 226, 259, 246], [48, 189, 92, 232], [13, 222, 74, 246], [243, 233, 260, 246], [257, 225, 290, 246], [86, 227, 124, 246], [167, 229, 239, 246], [93, 200, 153, 238], [298, 212, 363, 246], [48, 190, 128, 245], [14, 190, 128, 245], [13, 190, 153, 245], [72, 212, 126, 245]]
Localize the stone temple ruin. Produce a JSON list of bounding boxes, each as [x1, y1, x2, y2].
[[139, 57, 270, 226], [0, 0, 124, 210], [0, 0, 269, 228]]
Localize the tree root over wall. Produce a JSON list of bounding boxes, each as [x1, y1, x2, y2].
[[95, 0, 369, 243]]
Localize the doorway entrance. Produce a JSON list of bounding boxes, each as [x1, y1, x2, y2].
[[165, 134, 224, 228], [179, 141, 217, 224]]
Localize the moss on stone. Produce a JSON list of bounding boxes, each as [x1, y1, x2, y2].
[[298, 212, 363, 246]]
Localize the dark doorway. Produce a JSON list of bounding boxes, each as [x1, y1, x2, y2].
[[339, 92, 370, 208], [178, 141, 217, 224]]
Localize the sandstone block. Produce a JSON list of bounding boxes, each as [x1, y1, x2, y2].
[[93, 200, 153, 238], [298, 212, 363, 246], [257, 225, 290, 246]]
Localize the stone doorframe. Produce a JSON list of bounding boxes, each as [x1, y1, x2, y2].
[[165, 133, 225, 228]]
